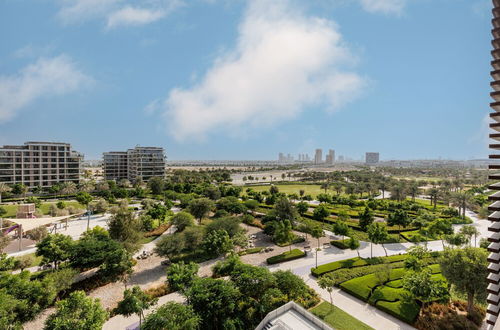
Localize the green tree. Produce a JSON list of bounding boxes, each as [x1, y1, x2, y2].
[[347, 236, 361, 258], [216, 196, 247, 214], [460, 225, 480, 247], [188, 198, 214, 224], [155, 234, 185, 260], [318, 275, 336, 310], [166, 261, 199, 292], [75, 192, 93, 230], [403, 269, 449, 309], [296, 201, 309, 216], [203, 229, 233, 257], [439, 247, 488, 314], [274, 197, 297, 222], [273, 220, 294, 251], [230, 264, 276, 298], [332, 221, 350, 241], [148, 177, 165, 195], [114, 286, 158, 328], [358, 207, 374, 231], [185, 278, 240, 330], [387, 209, 410, 242], [108, 207, 143, 253], [171, 211, 195, 232], [44, 291, 108, 330], [0, 183, 12, 204], [445, 233, 467, 248], [311, 225, 324, 268], [142, 302, 200, 330], [367, 223, 389, 258], [26, 226, 49, 243], [13, 254, 34, 271], [313, 205, 329, 225], [36, 234, 74, 269]]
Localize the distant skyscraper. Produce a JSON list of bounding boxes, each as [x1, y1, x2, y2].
[[278, 153, 285, 163], [325, 149, 335, 165], [314, 149, 322, 164], [365, 152, 379, 164]]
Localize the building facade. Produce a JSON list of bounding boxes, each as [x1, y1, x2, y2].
[[103, 151, 128, 181], [103, 146, 166, 182], [325, 149, 335, 165], [314, 149, 322, 164], [365, 152, 380, 164], [488, 1, 500, 327], [0, 141, 82, 188]]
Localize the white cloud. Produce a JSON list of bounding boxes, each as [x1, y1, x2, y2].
[[0, 55, 92, 122], [107, 6, 165, 28], [56, 0, 182, 28], [160, 0, 366, 141], [358, 0, 407, 15]]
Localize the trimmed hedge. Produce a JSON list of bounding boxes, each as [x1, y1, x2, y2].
[[238, 247, 264, 256], [311, 254, 408, 277], [330, 239, 350, 249], [266, 249, 306, 265]]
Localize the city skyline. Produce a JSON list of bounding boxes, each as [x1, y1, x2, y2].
[[0, 0, 492, 160]]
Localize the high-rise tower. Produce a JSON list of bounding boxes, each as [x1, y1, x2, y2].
[[488, 1, 500, 327]]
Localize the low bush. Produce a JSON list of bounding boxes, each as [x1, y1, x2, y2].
[[144, 223, 171, 238], [144, 283, 171, 298], [238, 247, 264, 256], [276, 235, 305, 247], [377, 300, 420, 324], [330, 239, 350, 249], [311, 254, 408, 277], [266, 249, 305, 265], [415, 302, 485, 330]]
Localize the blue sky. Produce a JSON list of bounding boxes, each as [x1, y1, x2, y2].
[[0, 0, 493, 161]]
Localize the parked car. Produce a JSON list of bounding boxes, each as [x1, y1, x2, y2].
[[161, 259, 171, 266]]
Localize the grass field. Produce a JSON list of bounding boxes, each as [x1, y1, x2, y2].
[[244, 184, 333, 198], [1, 201, 85, 218], [310, 301, 374, 330]]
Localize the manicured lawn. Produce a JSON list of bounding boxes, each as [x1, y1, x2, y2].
[[310, 301, 374, 330], [238, 247, 264, 256], [311, 255, 408, 277], [1, 201, 85, 218]]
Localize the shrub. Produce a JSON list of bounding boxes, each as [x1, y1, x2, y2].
[[311, 254, 410, 277], [330, 239, 350, 249], [266, 249, 305, 265], [144, 223, 171, 238], [238, 247, 264, 256], [144, 283, 171, 298]]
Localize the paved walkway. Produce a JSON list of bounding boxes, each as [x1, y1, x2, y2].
[[103, 292, 185, 330]]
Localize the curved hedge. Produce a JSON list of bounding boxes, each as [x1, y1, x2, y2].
[[311, 255, 408, 277], [266, 249, 306, 265]]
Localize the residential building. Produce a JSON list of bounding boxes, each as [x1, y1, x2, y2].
[[365, 152, 380, 164], [103, 151, 128, 181], [0, 141, 82, 188], [325, 149, 335, 165], [103, 146, 166, 182], [255, 301, 332, 330], [314, 149, 322, 164], [487, 1, 500, 327]]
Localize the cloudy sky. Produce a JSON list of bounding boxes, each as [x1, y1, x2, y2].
[[0, 0, 492, 160]]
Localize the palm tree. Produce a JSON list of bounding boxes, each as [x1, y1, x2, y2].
[[0, 183, 12, 204], [451, 191, 473, 219], [408, 182, 420, 201], [60, 182, 77, 196], [378, 180, 389, 199], [427, 188, 440, 209]]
